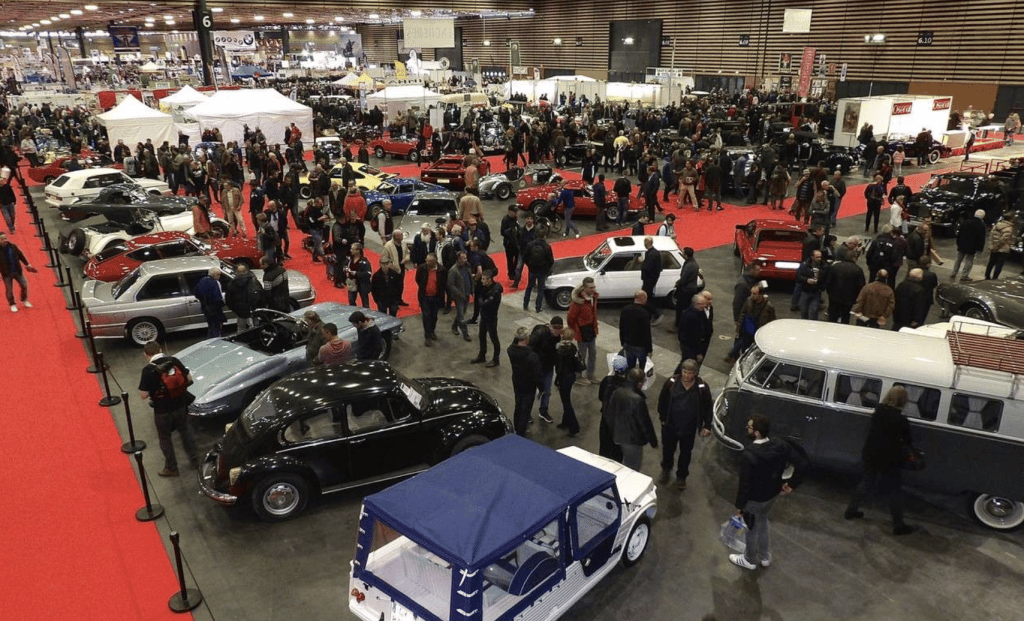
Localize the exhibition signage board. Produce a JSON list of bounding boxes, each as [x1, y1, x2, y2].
[[798, 46, 816, 98], [402, 18, 455, 49], [933, 97, 952, 111], [212, 31, 256, 52], [108, 27, 140, 52], [892, 102, 913, 115]]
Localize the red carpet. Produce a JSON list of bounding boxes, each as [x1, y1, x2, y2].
[[0, 187, 186, 620]]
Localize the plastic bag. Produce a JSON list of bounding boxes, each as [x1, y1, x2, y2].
[[719, 515, 747, 553]]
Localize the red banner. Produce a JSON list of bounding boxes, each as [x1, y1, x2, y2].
[[892, 102, 913, 115], [933, 97, 952, 111], [797, 47, 816, 97]]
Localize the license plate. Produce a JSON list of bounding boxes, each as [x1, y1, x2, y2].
[[437, 179, 448, 183]]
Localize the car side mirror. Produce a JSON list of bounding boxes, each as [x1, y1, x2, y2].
[[599, 269, 607, 275]]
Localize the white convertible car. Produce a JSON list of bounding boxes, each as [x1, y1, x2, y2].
[[44, 168, 169, 208]]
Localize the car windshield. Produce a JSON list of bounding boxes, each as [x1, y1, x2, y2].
[[409, 198, 456, 215], [738, 345, 765, 379], [240, 389, 278, 435], [584, 241, 612, 270], [51, 175, 70, 188], [111, 269, 140, 299], [360, 165, 382, 175], [935, 178, 976, 195], [93, 244, 128, 263], [375, 182, 396, 195]]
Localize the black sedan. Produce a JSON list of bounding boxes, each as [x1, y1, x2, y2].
[[908, 172, 1010, 235], [198, 361, 511, 521]]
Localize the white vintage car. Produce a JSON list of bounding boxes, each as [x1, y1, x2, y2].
[[349, 435, 657, 621], [44, 168, 169, 208]]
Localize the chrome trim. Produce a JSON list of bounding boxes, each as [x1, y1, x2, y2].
[[198, 455, 238, 505]]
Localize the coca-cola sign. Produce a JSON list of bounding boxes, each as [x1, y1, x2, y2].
[[933, 97, 952, 111], [892, 102, 913, 116]]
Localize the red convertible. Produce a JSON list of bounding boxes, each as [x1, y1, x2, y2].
[[83, 231, 261, 282], [368, 136, 424, 163], [515, 179, 643, 221], [420, 155, 490, 190], [28, 154, 121, 185], [733, 218, 807, 280]]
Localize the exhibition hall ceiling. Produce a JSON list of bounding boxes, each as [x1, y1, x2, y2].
[[1, 1, 533, 33]]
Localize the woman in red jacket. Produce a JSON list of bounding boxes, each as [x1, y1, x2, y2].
[[567, 277, 599, 383]]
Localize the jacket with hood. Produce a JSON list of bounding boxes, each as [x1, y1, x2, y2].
[[735, 437, 810, 509], [567, 284, 599, 341]]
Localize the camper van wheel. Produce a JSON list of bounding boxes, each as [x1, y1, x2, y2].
[[971, 494, 1024, 531]]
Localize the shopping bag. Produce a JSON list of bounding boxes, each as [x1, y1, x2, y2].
[[719, 515, 747, 553]]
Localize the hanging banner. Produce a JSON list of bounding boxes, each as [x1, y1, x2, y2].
[[108, 26, 140, 52], [933, 98, 952, 111], [402, 18, 454, 49], [797, 46, 816, 98], [212, 31, 256, 52], [892, 102, 913, 115]]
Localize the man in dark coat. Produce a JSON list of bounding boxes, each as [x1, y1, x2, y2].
[[657, 359, 713, 490], [470, 271, 503, 367], [598, 356, 630, 462], [824, 254, 866, 324], [224, 263, 262, 332], [640, 236, 663, 322], [677, 293, 710, 365], [606, 368, 659, 471], [949, 209, 988, 282], [673, 247, 700, 330], [508, 326, 544, 436], [260, 257, 290, 312], [619, 291, 653, 371], [891, 268, 928, 330], [194, 267, 226, 338]]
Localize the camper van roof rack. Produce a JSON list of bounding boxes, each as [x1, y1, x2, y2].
[[946, 322, 1024, 398]]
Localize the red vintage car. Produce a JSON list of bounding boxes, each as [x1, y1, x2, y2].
[[733, 218, 808, 280], [83, 231, 261, 282], [368, 136, 424, 163], [515, 179, 643, 221], [28, 154, 121, 185], [420, 155, 490, 190]]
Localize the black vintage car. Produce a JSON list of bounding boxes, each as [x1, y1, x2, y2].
[[478, 121, 506, 154], [59, 183, 194, 222], [908, 172, 1010, 235], [198, 361, 512, 521]]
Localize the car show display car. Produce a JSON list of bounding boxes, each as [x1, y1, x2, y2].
[[27, 153, 121, 185], [545, 235, 686, 310], [362, 178, 449, 216], [516, 179, 642, 221], [477, 120, 506, 153], [734, 218, 808, 280], [314, 136, 342, 161], [348, 434, 657, 621], [298, 162, 396, 199], [57, 203, 230, 258], [394, 192, 460, 236], [80, 255, 315, 345], [44, 168, 169, 208], [58, 183, 194, 222], [421, 155, 489, 190], [82, 231, 261, 281], [199, 360, 512, 521], [937, 275, 1024, 329], [478, 164, 561, 201], [177, 303, 404, 419], [368, 135, 423, 162], [907, 172, 1010, 234]]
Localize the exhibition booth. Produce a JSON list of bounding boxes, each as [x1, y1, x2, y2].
[[187, 88, 314, 146], [832, 94, 953, 147], [365, 85, 442, 121], [96, 94, 177, 148], [157, 85, 209, 122]]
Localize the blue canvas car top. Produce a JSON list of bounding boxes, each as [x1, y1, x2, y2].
[[363, 435, 614, 568]]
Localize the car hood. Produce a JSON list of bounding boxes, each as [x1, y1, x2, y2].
[[944, 277, 1024, 301], [80, 279, 117, 307], [418, 377, 499, 413], [176, 338, 269, 400], [912, 189, 962, 207], [550, 256, 588, 276]]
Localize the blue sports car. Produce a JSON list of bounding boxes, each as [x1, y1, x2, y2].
[[362, 177, 448, 216]]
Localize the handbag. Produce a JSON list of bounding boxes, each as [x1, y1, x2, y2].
[[345, 278, 358, 292], [719, 515, 747, 553], [579, 324, 597, 342], [903, 446, 926, 471]]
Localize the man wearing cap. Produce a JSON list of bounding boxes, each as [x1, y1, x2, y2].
[[350, 311, 384, 361]]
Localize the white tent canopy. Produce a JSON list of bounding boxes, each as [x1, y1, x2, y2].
[[606, 82, 661, 106], [96, 95, 176, 149], [365, 85, 442, 121], [186, 88, 314, 146], [160, 85, 208, 106], [335, 72, 360, 86]]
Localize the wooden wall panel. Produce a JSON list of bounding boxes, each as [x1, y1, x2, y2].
[[908, 82, 1000, 115], [355, 0, 1024, 92]]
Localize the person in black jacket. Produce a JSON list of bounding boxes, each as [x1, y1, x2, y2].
[[0, 232, 33, 311], [677, 293, 710, 365], [349, 311, 383, 361], [606, 368, 658, 470], [845, 386, 916, 536], [470, 271, 503, 367], [508, 326, 544, 436], [949, 209, 988, 282], [522, 230, 553, 313], [824, 255, 865, 324], [640, 236, 663, 322], [224, 263, 262, 332], [657, 360, 713, 490], [499, 205, 521, 282], [529, 317, 563, 424], [260, 257, 290, 312], [598, 356, 630, 462], [891, 268, 928, 330], [620, 291, 653, 370], [730, 413, 810, 570], [613, 176, 631, 225], [138, 341, 198, 477], [554, 329, 584, 435]]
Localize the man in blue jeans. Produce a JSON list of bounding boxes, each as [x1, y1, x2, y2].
[[522, 230, 553, 313], [0, 232, 33, 312], [415, 253, 446, 347]]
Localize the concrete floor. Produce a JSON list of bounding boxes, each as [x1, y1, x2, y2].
[[35, 149, 1024, 621]]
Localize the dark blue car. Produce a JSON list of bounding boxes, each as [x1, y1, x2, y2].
[[362, 177, 449, 216]]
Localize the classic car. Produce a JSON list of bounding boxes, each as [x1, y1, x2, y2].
[[871, 134, 953, 166], [198, 360, 511, 521], [297, 162, 396, 200], [516, 179, 643, 221], [80, 255, 315, 345], [362, 178, 449, 216], [368, 135, 423, 162], [44, 168, 170, 208], [393, 192, 460, 237], [348, 435, 657, 621], [936, 275, 1024, 329], [178, 302, 404, 419], [773, 131, 858, 174], [27, 153, 121, 185], [192, 141, 223, 162], [58, 204, 230, 258], [478, 120, 506, 153], [555, 140, 601, 168], [907, 172, 1010, 234], [733, 218, 808, 280], [336, 123, 382, 144], [478, 164, 560, 201], [314, 136, 343, 161], [59, 183, 194, 222], [545, 235, 686, 309], [421, 155, 490, 190], [83, 231, 261, 281]]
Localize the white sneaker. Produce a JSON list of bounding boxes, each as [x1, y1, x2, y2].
[[729, 554, 757, 570], [760, 554, 772, 567], [22, 301, 32, 308], [10, 304, 17, 312]]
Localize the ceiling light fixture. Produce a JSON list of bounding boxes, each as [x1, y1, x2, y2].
[[623, 37, 634, 45], [70, 9, 82, 15], [283, 12, 293, 17], [254, 15, 264, 21], [306, 18, 314, 24], [40, 20, 51, 25], [212, 7, 223, 12], [483, 39, 490, 46], [334, 16, 343, 21], [84, 5, 99, 10], [368, 13, 379, 19], [59, 13, 70, 18], [552, 38, 562, 45], [165, 20, 175, 25], [230, 18, 239, 23], [410, 10, 422, 17]]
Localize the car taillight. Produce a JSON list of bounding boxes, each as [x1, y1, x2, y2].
[[350, 588, 365, 603]]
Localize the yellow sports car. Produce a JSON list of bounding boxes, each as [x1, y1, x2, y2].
[[297, 162, 396, 199]]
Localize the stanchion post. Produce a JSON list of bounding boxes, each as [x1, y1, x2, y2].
[[64, 266, 79, 311], [44, 233, 58, 268], [73, 287, 87, 338], [120, 392, 146, 453], [96, 353, 122, 407], [167, 532, 203, 612], [54, 255, 69, 288], [34, 214, 45, 239], [84, 321, 106, 374], [133, 451, 164, 522]]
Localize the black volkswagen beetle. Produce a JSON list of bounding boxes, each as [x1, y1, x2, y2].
[[908, 172, 1010, 235], [199, 361, 512, 521]]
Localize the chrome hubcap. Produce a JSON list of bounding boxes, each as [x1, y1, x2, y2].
[[264, 483, 299, 515]]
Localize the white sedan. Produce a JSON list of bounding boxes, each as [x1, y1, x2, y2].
[[45, 168, 169, 208]]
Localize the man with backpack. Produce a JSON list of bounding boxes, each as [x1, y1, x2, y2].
[[522, 229, 554, 313], [138, 341, 199, 477], [866, 225, 900, 285]]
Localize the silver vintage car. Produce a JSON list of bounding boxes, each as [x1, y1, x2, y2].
[[478, 164, 561, 201], [176, 302, 404, 419], [937, 275, 1024, 330], [80, 255, 316, 346]]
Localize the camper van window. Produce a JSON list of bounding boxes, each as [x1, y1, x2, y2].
[[949, 394, 1003, 433], [834, 375, 882, 409], [764, 363, 826, 399], [899, 384, 941, 421], [749, 358, 775, 387]]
